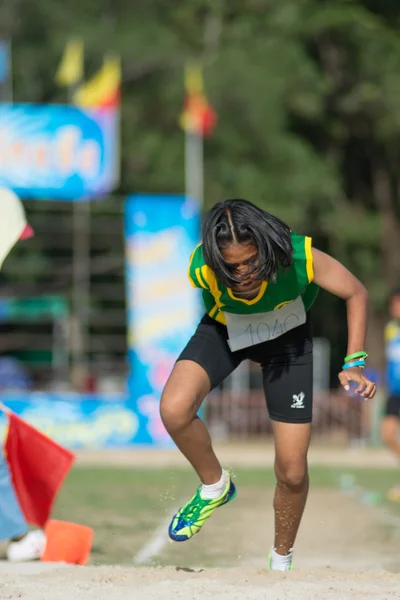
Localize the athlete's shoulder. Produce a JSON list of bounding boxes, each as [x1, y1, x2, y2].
[[188, 242, 208, 289], [290, 230, 312, 251], [189, 242, 206, 269], [187, 243, 220, 292], [290, 230, 314, 283]]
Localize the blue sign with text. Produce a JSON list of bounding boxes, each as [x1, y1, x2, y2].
[[0, 393, 162, 449], [0, 103, 119, 199]]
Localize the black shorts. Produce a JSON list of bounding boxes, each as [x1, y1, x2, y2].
[[385, 395, 400, 417], [177, 312, 313, 424]]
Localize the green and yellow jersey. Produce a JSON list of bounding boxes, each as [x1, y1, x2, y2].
[[188, 231, 319, 325]]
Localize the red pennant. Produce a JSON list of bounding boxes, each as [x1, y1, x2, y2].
[[5, 412, 75, 528]]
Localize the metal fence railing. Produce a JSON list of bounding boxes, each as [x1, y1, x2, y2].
[[205, 388, 373, 444], [205, 364, 378, 447], [0, 198, 127, 393]]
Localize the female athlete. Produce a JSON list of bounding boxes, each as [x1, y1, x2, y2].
[[160, 198, 376, 570]]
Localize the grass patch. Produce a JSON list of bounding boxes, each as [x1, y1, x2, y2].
[[50, 465, 400, 565]]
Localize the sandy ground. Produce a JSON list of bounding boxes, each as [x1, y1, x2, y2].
[[73, 441, 399, 469], [2, 488, 400, 599], [1, 565, 399, 600]]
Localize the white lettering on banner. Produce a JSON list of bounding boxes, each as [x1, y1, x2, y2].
[[0, 126, 102, 181], [225, 296, 306, 352]]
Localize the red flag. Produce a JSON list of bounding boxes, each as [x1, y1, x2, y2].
[[179, 62, 217, 137], [4, 412, 75, 528], [180, 94, 217, 136]]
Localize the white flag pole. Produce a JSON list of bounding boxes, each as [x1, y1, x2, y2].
[[68, 83, 90, 392], [185, 128, 204, 208], [183, 61, 205, 209]]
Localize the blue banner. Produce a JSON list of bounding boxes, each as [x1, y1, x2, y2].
[[386, 340, 400, 395], [125, 194, 200, 445], [0, 393, 159, 449], [0, 103, 119, 199]]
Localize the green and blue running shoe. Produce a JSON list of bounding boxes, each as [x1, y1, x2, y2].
[[168, 476, 236, 542]]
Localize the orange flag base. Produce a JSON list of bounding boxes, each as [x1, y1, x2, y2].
[[41, 520, 94, 565]]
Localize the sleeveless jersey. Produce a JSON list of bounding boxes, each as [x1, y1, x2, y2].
[[188, 231, 319, 325]]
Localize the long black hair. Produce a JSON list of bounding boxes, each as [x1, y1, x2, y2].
[[202, 199, 293, 287]]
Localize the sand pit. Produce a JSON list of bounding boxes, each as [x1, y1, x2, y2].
[[1, 489, 400, 599], [0, 564, 400, 600]]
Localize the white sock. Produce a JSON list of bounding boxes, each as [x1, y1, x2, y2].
[[269, 547, 293, 571], [200, 470, 228, 499]]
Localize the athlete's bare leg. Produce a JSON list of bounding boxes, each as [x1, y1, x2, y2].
[[272, 421, 311, 555], [160, 360, 222, 484]]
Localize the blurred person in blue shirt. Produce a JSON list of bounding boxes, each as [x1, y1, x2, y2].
[[381, 288, 400, 501], [0, 451, 45, 561]]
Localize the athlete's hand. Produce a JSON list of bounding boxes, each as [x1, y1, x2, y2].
[[338, 367, 376, 399]]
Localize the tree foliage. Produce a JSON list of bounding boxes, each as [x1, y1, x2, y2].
[[1, 0, 399, 372]]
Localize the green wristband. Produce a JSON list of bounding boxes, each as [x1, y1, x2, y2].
[[344, 351, 368, 363]]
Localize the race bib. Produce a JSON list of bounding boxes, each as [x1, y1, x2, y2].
[[225, 296, 306, 352]]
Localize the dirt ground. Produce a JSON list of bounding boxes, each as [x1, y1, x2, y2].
[[1, 564, 399, 600], [73, 441, 399, 469], [2, 487, 400, 599]]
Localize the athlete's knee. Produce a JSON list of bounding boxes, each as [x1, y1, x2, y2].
[[160, 361, 210, 434], [275, 459, 308, 489], [159, 396, 191, 432], [159, 390, 199, 433]]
